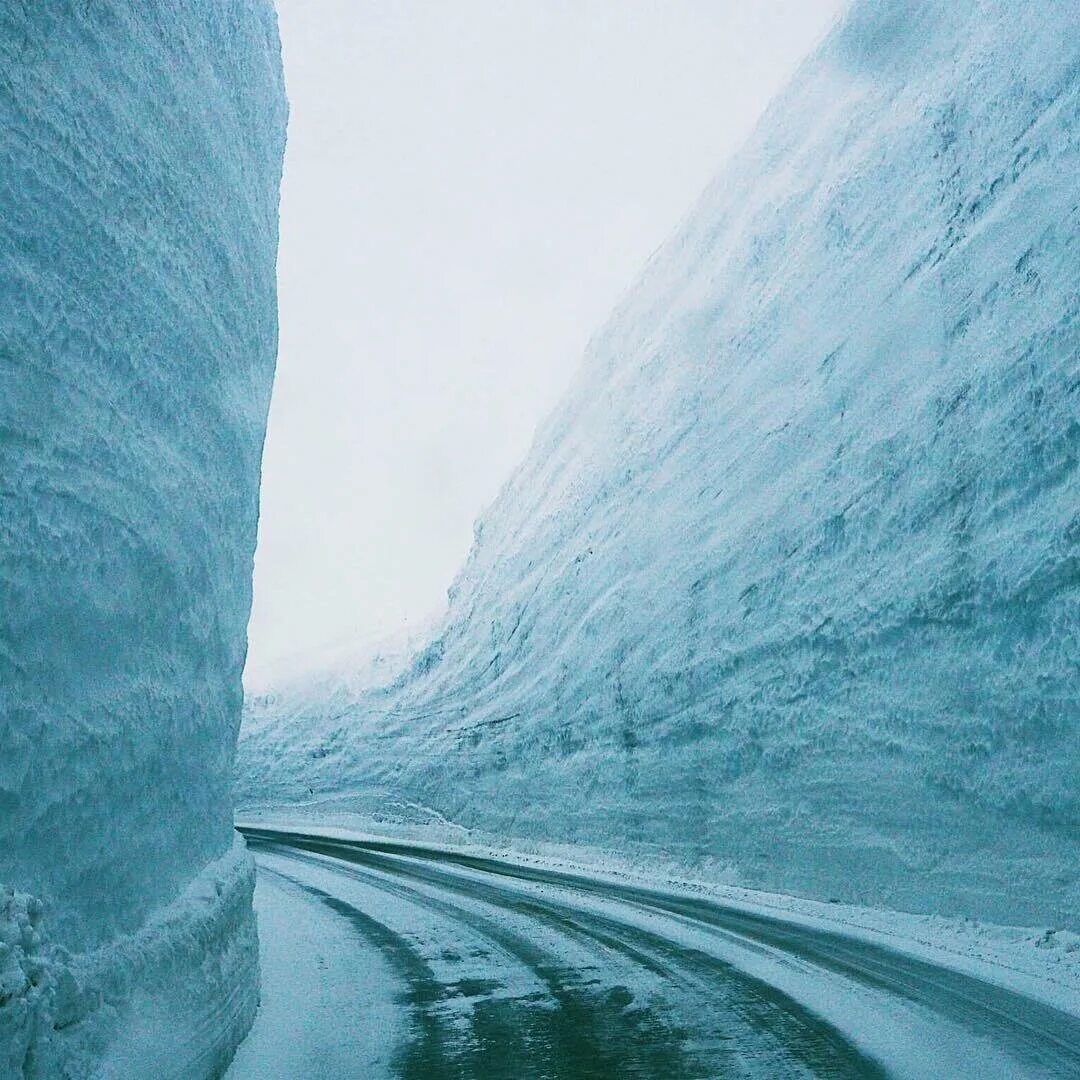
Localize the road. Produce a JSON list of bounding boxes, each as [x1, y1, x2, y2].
[[228, 826, 1080, 1079]]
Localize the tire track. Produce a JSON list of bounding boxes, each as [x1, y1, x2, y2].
[[249, 835, 887, 1078], [245, 828, 1080, 1078]]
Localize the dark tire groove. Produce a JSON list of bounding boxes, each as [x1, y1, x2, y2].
[[250, 835, 888, 1078], [257, 864, 458, 1079], [244, 827, 1080, 1078], [255, 846, 708, 1079]]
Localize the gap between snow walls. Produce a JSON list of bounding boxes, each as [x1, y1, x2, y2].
[[0, 3, 287, 1076]]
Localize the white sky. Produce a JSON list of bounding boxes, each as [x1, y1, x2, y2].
[[245, 0, 844, 689]]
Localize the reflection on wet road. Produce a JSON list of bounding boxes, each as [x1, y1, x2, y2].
[[234, 828, 1080, 1080]]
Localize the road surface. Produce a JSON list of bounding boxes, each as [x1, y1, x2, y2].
[[227, 826, 1080, 1079]]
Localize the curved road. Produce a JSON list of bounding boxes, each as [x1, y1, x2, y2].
[[229, 827, 1080, 1079]]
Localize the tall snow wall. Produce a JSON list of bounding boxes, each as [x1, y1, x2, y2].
[[239, 0, 1078, 927], [0, 3, 286, 1076]]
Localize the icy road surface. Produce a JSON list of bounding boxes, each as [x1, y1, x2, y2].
[[228, 828, 1080, 1079]]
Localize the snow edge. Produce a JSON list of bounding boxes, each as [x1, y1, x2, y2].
[[1, 834, 259, 1080]]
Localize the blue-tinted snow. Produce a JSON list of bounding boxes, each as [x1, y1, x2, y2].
[[240, 0, 1078, 928], [0, 2, 286, 1074]]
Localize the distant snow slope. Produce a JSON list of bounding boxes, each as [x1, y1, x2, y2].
[[239, 0, 1079, 928], [0, 3, 286, 1075]]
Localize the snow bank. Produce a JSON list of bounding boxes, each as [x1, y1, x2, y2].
[[2, 839, 258, 1079], [0, 890, 52, 1078], [239, 0, 1078, 927], [0, 2, 286, 1074]]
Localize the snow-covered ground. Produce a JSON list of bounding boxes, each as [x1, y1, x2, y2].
[[231, 821, 1080, 1078], [238, 812, 1080, 1022], [0, 3, 286, 1075], [224, 853, 401, 1080], [238, 0, 1079, 931]]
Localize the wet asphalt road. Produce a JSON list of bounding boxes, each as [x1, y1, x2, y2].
[[236, 827, 1080, 1080]]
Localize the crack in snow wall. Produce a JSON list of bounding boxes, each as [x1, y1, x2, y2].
[[239, 0, 1078, 927], [0, 2, 286, 1075]]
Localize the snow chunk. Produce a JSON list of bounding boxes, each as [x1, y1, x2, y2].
[[0, 837, 258, 1080]]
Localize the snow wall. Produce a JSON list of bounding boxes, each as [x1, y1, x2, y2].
[[239, 0, 1078, 928], [0, 3, 286, 1076]]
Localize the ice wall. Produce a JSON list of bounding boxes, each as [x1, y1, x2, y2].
[[0, 2, 286, 1075], [239, 0, 1078, 926]]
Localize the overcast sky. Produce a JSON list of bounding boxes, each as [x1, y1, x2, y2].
[[244, 0, 845, 689]]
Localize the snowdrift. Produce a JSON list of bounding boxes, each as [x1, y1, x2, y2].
[[239, 0, 1078, 927], [0, 3, 286, 1075]]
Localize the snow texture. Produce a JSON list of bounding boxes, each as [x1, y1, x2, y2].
[[2, 839, 259, 1079], [0, 2, 286, 1075], [239, 0, 1079, 928]]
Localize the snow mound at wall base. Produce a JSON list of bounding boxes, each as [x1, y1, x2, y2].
[[1, 837, 257, 1080]]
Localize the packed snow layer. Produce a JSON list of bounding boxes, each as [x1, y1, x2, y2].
[[239, 0, 1079, 927], [2, 839, 259, 1080], [0, 2, 286, 1074]]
